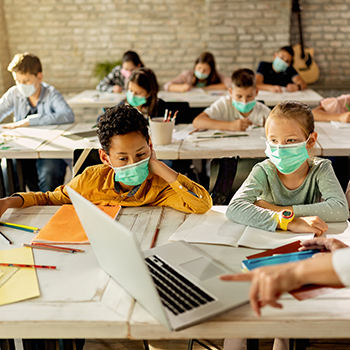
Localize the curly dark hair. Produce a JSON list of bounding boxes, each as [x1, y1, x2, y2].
[[96, 104, 149, 154]]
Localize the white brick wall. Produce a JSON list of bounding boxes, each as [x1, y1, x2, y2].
[[0, 0, 348, 95]]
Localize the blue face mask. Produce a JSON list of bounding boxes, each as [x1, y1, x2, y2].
[[194, 70, 209, 80], [126, 90, 147, 107], [265, 138, 310, 175], [232, 99, 256, 113], [272, 56, 289, 73], [111, 157, 150, 186], [16, 83, 36, 98]]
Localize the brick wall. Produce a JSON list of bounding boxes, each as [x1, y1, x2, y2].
[[290, 0, 350, 88], [0, 0, 348, 96]]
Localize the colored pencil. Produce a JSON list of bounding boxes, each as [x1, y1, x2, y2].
[[23, 243, 84, 254], [0, 231, 11, 244], [150, 207, 165, 249], [163, 109, 168, 122], [0, 221, 39, 233], [0, 262, 56, 269], [171, 110, 178, 122], [346, 103, 350, 112]]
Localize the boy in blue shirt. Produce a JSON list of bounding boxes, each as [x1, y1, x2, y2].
[[256, 46, 307, 93], [0, 53, 74, 192]]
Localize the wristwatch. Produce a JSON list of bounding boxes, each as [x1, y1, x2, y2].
[[279, 210, 294, 230]]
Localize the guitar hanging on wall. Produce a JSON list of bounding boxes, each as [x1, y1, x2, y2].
[[292, 0, 320, 84]]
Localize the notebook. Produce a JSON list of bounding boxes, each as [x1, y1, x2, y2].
[[32, 204, 121, 244]]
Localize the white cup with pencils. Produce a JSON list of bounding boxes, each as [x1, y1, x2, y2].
[[149, 109, 177, 145]]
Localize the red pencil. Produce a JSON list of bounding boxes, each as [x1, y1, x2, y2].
[[0, 262, 56, 269]]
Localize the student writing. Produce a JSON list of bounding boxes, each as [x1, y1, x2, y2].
[[256, 46, 307, 93], [193, 68, 271, 131], [96, 50, 144, 93], [164, 52, 231, 92], [312, 93, 350, 123], [0, 105, 212, 217], [226, 101, 349, 235], [0, 52, 74, 192]]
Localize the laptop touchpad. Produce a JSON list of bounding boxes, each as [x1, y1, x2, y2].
[[180, 257, 225, 281]]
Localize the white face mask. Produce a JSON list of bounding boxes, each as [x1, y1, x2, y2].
[[16, 82, 36, 98]]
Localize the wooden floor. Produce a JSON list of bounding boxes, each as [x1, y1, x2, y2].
[[84, 338, 350, 350]]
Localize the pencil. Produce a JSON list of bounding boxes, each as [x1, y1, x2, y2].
[[33, 242, 84, 253], [167, 110, 172, 122], [346, 103, 350, 112], [23, 243, 84, 253], [0, 231, 11, 244], [189, 128, 199, 135], [0, 262, 56, 269], [150, 207, 165, 248], [163, 109, 168, 122], [0, 221, 40, 233], [172, 110, 178, 122]]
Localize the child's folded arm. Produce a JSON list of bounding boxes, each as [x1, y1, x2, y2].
[[153, 173, 212, 214], [293, 161, 349, 222]]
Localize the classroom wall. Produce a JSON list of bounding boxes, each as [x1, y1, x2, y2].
[[0, 0, 12, 93], [290, 0, 350, 88], [0, 0, 348, 95]]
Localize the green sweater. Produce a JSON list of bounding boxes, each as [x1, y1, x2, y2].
[[226, 158, 349, 231]]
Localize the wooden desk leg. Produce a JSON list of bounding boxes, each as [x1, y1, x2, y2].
[[0, 339, 15, 350], [16, 159, 26, 192], [247, 339, 259, 350]]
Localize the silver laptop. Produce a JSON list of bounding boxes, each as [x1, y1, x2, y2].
[[67, 187, 250, 331]]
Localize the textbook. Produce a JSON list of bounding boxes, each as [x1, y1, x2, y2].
[[241, 250, 319, 272], [32, 204, 121, 244], [169, 207, 314, 250]]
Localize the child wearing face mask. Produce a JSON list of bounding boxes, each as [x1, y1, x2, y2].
[[0, 104, 212, 218], [120, 67, 167, 118], [96, 50, 144, 93], [0, 52, 74, 192], [224, 101, 348, 350], [164, 52, 231, 92], [256, 46, 307, 93], [193, 68, 271, 131]]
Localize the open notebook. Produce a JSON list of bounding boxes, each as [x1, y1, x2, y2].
[[32, 204, 121, 244], [170, 207, 314, 250]]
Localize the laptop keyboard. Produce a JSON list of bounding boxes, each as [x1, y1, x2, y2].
[[145, 255, 215, 316]]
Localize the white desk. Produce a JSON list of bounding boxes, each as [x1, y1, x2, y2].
[[257, 88, 323, 107], [1, 205, 350, 341], [67, 89, 228, 109], [67, 90, 125, 109], [315, 121, 350, 157]]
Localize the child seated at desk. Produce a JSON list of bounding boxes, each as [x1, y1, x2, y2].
[[224, 101, 348, 350], [164, 52, 231, 92], [96, 50, 144, 93], [118, 67, 167, 118], [0, 52, 74, 192], [0, 104, 212, 216], [256, 46, 307, 93], [226, 100, 348, 234], [192, 68, 271, 131], [312, 93, 350, 123]]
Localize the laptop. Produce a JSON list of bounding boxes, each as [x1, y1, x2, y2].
[[67, 187, 250, 331]]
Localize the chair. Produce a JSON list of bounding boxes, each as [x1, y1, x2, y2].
[[209, 156, 265, 205], [73, 148, 102, 177]]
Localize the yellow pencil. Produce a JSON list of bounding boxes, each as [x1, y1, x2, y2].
[[0, 221, 40, 233]]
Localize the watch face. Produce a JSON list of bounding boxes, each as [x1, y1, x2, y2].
[[282, 210, 293, 218]]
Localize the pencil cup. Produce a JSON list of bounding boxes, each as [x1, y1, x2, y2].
[[149, 117, 175, 145]]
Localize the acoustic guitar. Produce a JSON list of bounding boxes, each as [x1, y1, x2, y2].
[[292, 0, 320, 84]]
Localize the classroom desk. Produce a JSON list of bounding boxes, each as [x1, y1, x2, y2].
[[257, 88, 323, 107], [67, 89, 229, 109], [1, 205, 350, 343], [315, 121, 350, 157]]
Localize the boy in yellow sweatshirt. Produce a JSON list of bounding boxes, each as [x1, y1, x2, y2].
[[0, 104, 212, 216]]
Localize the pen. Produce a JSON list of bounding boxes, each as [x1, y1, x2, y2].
[[0, 262, 56, 269], [0, 221, 40, 233], [346, 103, 350, 112], [150, 207, 165, 248], [0, 231, 11, 244], [24, 243, 85, 253]]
